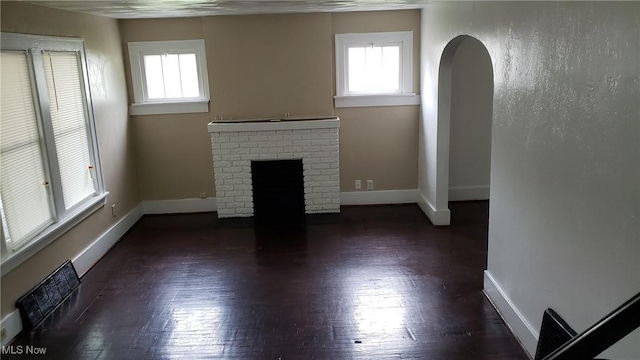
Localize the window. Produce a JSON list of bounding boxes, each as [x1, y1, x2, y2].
[[334, 31, 419, 108], [0, 33, 106, 274], [127, 40, 210, 115]]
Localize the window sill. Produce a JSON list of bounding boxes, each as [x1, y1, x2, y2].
[[334, 94, 420, 108], [130, 100, 209, 116], [1, 192, 109, 276]]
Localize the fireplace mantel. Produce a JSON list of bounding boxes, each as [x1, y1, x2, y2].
[[208, 116, 340, 219], [207, 116, 339, 133]]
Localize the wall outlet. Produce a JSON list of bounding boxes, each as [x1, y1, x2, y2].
[[1, 327, 6, 341], [355, 180, 361, 190], [200, 192, 207, 199], [111, 204, 116, 218], [367, 180, 373, 190]]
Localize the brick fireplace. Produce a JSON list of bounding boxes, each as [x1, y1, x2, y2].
[[208, 117, 340, 219]]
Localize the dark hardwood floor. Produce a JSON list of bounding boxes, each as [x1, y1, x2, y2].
[[6, 202, 529, 359]]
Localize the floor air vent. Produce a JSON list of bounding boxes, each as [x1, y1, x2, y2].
[[16, 260, 80, 331], [534, 308, 577, 360]]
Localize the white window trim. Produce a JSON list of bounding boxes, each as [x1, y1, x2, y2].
[[334, 31, 419, 108], [334, 94, 420, 108], [130, 100, 209, 116], [127, 39, 210, 116], [0, 32, 108, 275]]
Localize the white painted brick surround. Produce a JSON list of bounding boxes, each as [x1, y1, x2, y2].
[[209, 118, 340, 218]]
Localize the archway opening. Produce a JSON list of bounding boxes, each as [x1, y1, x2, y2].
[[437, 35, 494, 225]]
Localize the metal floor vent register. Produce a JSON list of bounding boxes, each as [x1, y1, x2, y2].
[[16, 260, 80, 331], [534, 308, 577, 360]]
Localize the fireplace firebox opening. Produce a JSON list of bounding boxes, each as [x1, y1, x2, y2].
[[251, 159, 305, 224]]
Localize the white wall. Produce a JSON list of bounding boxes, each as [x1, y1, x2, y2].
[[448, 37, 493, 201], [420, 2, 640, 358]]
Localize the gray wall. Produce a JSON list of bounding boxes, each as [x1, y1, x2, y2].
[[420, 2, 640, 358]]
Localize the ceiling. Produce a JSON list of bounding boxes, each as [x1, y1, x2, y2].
[[25, 0, 430, 19]]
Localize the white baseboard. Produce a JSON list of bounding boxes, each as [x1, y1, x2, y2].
[[72, 204, 144, 277], [340, 189, 417, 205], [1, 309, 21, 347], [416, 189, 451, 225], [142, 198, 217, 214], [483, 270, 537, 359], [145, 192, 419, 214], [449, 185, 490, 201]]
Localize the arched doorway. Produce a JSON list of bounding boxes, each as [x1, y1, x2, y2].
[[437, 35, 494, 223]]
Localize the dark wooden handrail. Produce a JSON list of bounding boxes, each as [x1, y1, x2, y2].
[[542, 292, 640, 360]]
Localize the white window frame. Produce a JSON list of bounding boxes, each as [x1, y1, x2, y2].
[[127, 39, 210, 116], [334, 31, 419, 108], [0, 32, 108, 275]]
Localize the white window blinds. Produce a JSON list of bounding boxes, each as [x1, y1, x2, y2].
[[0, 51, 54, 250], [43, 52, 96, 210], [0, 33, 106, 272]]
